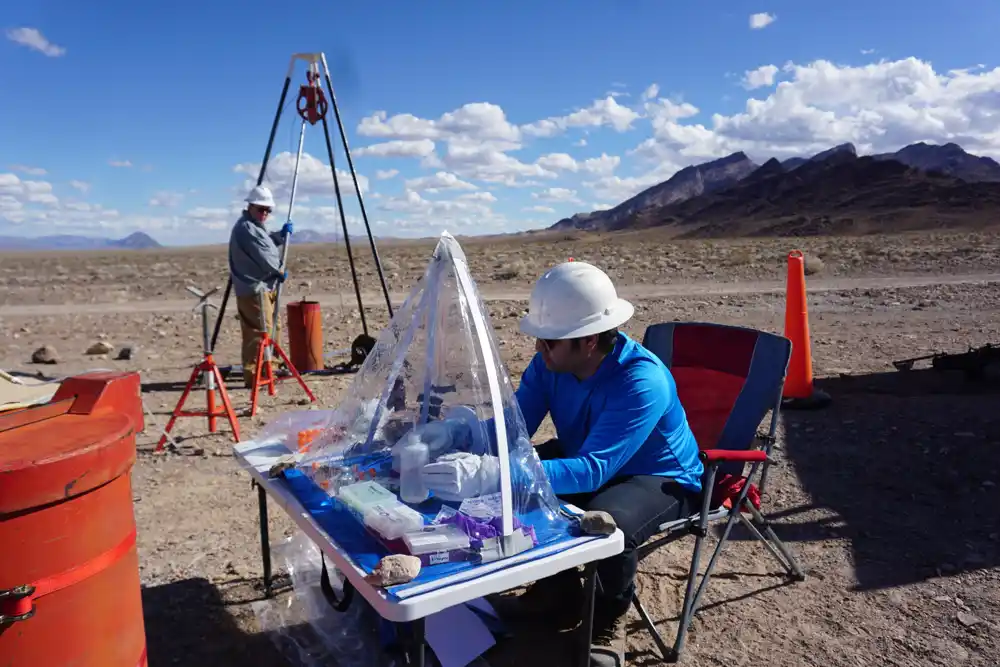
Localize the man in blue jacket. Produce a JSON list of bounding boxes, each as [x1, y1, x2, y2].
[[228, 185, 293, 387], [503, 260, 704, 667]]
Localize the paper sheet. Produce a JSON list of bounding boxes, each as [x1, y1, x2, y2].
[[425, 601, 497, 667]]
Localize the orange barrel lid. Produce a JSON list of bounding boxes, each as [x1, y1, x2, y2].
[[0, 408, 137, 515]]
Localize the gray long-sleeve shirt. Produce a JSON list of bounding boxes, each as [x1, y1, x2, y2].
[[228, 212, 286, 297]]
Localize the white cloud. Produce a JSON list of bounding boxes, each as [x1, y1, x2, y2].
[[535, 152, 621, 175], [108, 159, 133, 168], [148, 191, 185, 207], [355, 139, 436, 158], [358, 103, 521, 149], [233, 151, 369, 202], [6, 27, 65, 57], [749, 12, 776, 30], [425, 143, 556, 185], [375, 169, 399, 180], [861, 49, 876, 55], [742, 64, 779, 90], [8, 164, 46, 176], [0, 172, 120, 228], [524, 205, 555, 214], [459, 191, 497, 202], [404, 171, 478, 193], [574, 138, 588, 147], [642, 84, 660, 101], [522, 96, 642, 137], [68, 180, 91, 194], [0, 173, 59, 206], [376, 189, 506, 232], [532, 187, 583, 204]]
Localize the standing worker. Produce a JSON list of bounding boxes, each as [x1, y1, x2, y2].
[[228, 185, 293, 387]]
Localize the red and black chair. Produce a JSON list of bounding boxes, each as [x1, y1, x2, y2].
[[634, 321, 805, 662]]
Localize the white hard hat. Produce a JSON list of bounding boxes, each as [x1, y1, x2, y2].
[[245, 185, 275, 208], [519, 261, 634, 340]]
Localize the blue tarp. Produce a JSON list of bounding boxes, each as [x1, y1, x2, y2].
[[281, 468, 585, 600]]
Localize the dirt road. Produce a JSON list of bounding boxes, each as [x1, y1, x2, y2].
[[3, 270, 998, 317]]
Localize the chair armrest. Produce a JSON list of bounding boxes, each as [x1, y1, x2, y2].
[[700, 449, 769, 463]]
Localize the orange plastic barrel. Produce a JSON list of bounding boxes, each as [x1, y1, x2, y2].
[[0, 371, 147, 667], [287, 300, 324, 372]]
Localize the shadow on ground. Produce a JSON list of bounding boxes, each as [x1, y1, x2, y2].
[[142, 576, 294, 667], [777, 366, 1000, 591]]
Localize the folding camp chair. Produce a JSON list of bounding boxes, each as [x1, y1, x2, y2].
[[633, 321, 805, 663]]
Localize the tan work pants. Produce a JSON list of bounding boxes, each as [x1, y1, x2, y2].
[[237, 290, 281, 387]]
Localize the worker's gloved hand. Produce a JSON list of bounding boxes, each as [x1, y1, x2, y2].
[[282, 221, 294, 237], [421, 452, 500, 501], [276, 271, 288, 283]]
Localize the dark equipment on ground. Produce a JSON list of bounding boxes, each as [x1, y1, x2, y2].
[[893, 343, 1000, 381]]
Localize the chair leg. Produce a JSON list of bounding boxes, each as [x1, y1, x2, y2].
[[740, 504, 805, 581], [670, 466, 718, 661], [693, 521, 745, 614], [631, 593, 676, 663]]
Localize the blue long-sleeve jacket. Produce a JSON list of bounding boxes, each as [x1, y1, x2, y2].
[[228, 212, 285, 297], [515, 332, 704, 496]]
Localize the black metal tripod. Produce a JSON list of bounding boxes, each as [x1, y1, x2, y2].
[[211, 52, 393, 369]]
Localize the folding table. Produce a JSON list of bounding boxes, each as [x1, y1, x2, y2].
[[234, 438, 625, 666]]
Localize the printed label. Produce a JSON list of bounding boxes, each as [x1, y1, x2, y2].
[[429, 551, 449, 565]]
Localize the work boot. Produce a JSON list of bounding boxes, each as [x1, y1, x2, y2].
[[589, 612, 627, 667], [489, 571, 583, 630]]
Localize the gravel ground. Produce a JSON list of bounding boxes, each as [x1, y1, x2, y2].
[[1, 232, 998, 666]]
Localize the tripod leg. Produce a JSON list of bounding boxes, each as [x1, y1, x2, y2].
[[156, 363, 201, 451], [211, 362, 241, 442], [251, 336, 267, 417], [320, 54, 394, 319], [265, 348, 277, 397], [206, 369, 218, 434], [271, 340, 317, 402]]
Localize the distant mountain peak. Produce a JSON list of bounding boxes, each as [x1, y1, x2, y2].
[[0, 231, 162, 252], [549, 150, 758, 232]]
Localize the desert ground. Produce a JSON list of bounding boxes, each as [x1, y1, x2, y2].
[[1, 228, 999, 667]]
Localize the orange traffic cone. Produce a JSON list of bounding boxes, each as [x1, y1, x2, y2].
[[782, 250, 831, 409]]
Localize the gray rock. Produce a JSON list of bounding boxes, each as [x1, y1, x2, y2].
[[31, 345, 58, 364], [581, 510, 617, 535], [364, 554, 421, 587], [86, 341, 114, 355]]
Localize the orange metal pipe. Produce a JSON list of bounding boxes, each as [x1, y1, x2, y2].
[[287, 300, 324, 372]]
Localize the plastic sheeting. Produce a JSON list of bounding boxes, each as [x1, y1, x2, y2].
[[257, 232, 573, 584], [253, 530, 399, 667]]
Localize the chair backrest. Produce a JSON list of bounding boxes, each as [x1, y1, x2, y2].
[[642, 322, 791, 458]]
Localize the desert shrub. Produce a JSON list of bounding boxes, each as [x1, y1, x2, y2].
[[494, 262, 522, 280], [804, 254, 825, 275]]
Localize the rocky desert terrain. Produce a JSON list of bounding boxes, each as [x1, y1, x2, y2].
[[1, 228, 998, 667]]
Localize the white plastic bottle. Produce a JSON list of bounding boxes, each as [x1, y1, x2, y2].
[[398, 439, 430, 504]]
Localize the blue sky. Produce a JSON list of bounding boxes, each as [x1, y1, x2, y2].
[[3, 0, 1000, 245]]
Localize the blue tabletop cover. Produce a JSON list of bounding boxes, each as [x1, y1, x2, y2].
[[280, 467, 587, 600]]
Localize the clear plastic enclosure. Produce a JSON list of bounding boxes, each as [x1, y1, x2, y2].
[[265, 232, 570, 564]]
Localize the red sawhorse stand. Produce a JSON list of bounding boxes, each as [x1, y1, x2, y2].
[[249, 325, 316, 417], [156, 287, 241, 452]]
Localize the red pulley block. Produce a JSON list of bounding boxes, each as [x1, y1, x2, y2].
[[296, 70, 328, 125]]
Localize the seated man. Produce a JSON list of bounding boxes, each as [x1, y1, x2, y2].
[[501, 260, 704, 667]]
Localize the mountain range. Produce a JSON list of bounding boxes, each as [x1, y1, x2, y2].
[[551, 141, 1000, 237], [0, 231, 162, 252]]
